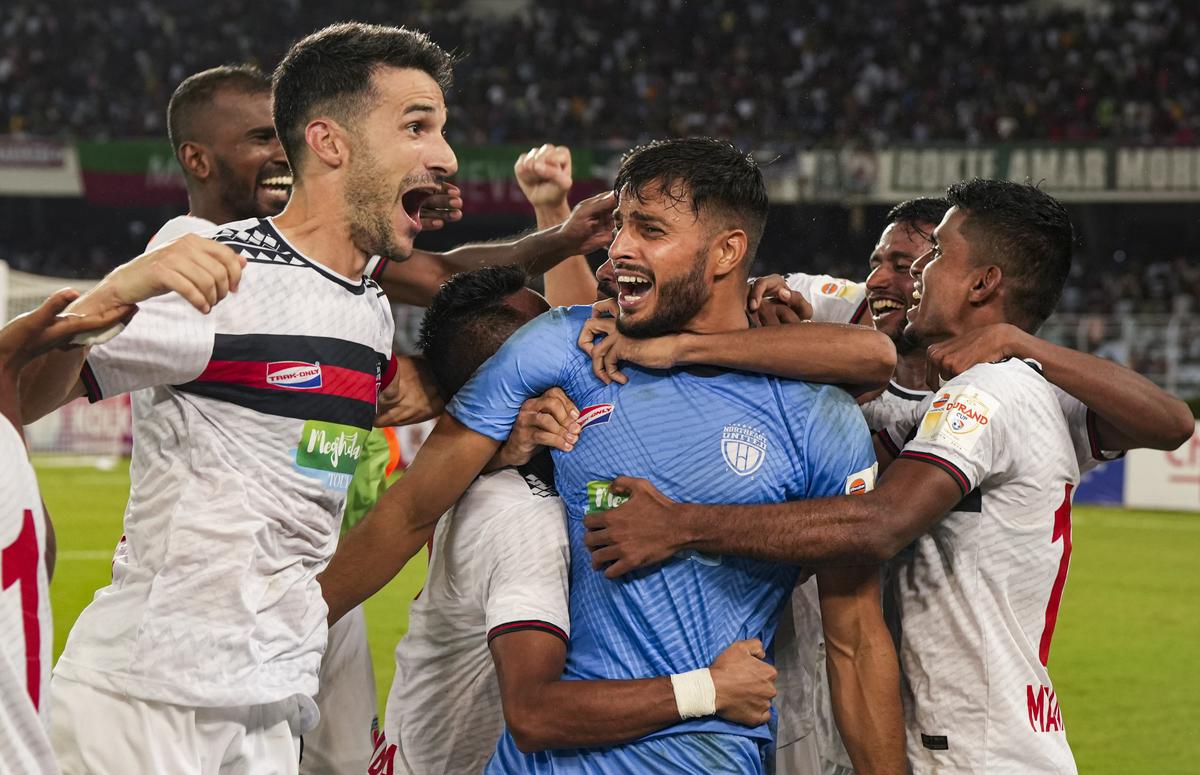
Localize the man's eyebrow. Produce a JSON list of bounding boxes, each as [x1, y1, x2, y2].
[[628, 210, 668, 226], [401, 103, 437, 116]]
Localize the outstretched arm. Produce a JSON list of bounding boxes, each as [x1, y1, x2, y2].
[[490, 633, 776, 753], [577, 301, 896, 391], [816, 566, 905, 775], [373, 191, 615, 306], [582, 460, 964, 573], [319, 414, 500, 624], [925, 323, 1193, 451]]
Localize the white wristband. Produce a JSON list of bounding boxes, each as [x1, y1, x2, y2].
[[670, 668, 717, 719]]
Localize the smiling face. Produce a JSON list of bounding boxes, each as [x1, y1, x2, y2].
[[206, 89, 293, 218], [865, 220, 936, 342], [344, 66, 458, 259], [608, 182, 717, 338], [906, 207, 978, 344]]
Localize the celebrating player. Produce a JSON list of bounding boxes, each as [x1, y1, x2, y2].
[[0, 291, 135, 774], [321, 138, 904, 773], [14, 22, 463, 774], [580, 179, 1193, 774]]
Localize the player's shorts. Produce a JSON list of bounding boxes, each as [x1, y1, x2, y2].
[[299, 604, 377, 775], [487, 731, 767, 774], [49, 675, 303, 774]]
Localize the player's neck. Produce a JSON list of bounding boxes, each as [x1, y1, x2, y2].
[[892, 350, 928, 392], [680, 285, 752, 335], [271, 186, 369, 279], [187, 188, 240, 229]]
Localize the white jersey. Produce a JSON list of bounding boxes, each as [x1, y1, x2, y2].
[[784, 272, 868, 326], [860, 380, 932, 433], [55, 217, 395, 721], [888, 359, 1081, 773], [0, 417, 57, 774], [380, 460, 569, 775], [146, 214, 218, 250]]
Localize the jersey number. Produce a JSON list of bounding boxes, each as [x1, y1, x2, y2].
[[1039, 485, 1073, 666], [2, 509, 41, 709]]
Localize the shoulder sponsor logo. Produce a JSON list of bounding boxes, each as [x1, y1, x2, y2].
[[820, 281, 842, 295], [918, 385, 1000, 455], [266, 361, 323, 390], [579, 403, 614, 430], [844, 464, 877, 495], [721, 424, 768, 476]]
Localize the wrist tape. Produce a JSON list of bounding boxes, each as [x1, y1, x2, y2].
[[670, 667, 717, 719]]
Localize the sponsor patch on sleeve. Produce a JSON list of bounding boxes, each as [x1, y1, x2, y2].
[[844, 463, 878, 495], [916, 384, 999, 456]]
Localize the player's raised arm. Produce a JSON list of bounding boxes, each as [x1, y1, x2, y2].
[[578, 298, 896, 390], [815, 565, 905, 775], [925, 322, 1194, 452], [490, 633, 776, 753], [371, 186, 615, 306], [319, 414, 501, 624]]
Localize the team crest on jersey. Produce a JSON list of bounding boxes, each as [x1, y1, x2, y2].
[[266, 361, 323, 390], [721, 424, 768, 476], [579, 403, 614, 430]]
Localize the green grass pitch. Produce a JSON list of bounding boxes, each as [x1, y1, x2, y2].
[[37, 460, 1200, 774]]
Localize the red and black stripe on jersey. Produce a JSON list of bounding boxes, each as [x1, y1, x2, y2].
[[175, 333, 388, 430]]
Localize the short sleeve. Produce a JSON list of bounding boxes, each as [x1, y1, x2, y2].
[[446, 308, 577, 441], [784, 273, 868, 326], [801, 386, 878, 499], [482, 494, 571, 644], [81, 292, 216, 401], [898, 374, 1007, 496], [1052, 387, 1124, 474]]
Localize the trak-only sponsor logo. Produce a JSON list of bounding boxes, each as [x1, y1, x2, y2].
[[578, 403, 614, 430], [266, 360, 323, 390]]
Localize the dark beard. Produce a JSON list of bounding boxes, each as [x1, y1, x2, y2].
[[345, 147, 407, 260], [616, 254, 709, 339], [214, 156, 266, 219]]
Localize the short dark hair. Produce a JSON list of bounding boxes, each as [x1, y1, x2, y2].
[[945, 179, 1074, 332], [272, 22, 454, 170], [167, 65, 270, 151], [418, 266, 533, 398], [886, 197, 949, 241], [614, 138, 769, 265]]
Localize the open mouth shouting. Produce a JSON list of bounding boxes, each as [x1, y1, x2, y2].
[[906, 283, 923, 321], [869, 294, 908, 323], [615, 266, 655, 312], [399, 183, 439, 233], [257, 168, 293, 209]]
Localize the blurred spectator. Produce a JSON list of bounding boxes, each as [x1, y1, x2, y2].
[[2, 0, 1198, 146]]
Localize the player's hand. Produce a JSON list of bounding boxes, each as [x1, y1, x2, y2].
[[375, 356, 444, 427], [419, 182, 463, 231], [559, 191, 617, 257], [924, 323, 1030, 390], [577, 301, 681, 385], [84, 233, 246, 315], [583, 476, 684, 577], [493, 388, 581, 468], [709, 639, 777, 727], [515, 144, 573, 209], [746, 274, 813, 326], [0, 289, 136, 377]]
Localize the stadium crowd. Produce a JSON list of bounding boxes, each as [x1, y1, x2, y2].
[[2, 0, 1197, 146]]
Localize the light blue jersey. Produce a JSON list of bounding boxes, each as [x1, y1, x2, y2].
[[447, 306, 874, 774]]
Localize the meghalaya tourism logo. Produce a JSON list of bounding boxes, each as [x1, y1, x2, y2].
[[293, 420, 368, 491]]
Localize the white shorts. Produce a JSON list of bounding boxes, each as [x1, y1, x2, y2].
[[300, 605, 377, 775], [50, 676, 303, 775]]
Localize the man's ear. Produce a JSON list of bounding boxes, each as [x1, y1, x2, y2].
[[967, 264, 1003, 305], [177, 142, 210, 181], [304, 118, 350, 169], [712, 229, 749, 279]]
